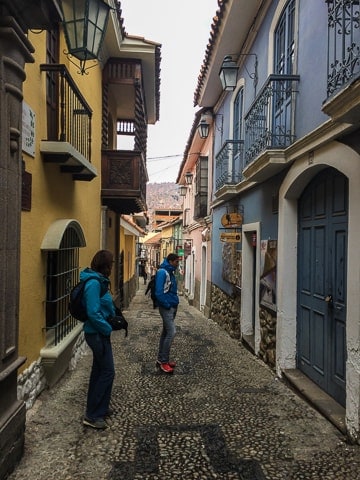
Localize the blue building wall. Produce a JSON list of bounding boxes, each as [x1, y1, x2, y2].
[[212, 171, 286, 291], [211, 0, 331, 292]]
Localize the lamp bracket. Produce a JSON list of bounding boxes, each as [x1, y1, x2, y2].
[[63, 50, 98, 75], [227, 53, 258, 90]]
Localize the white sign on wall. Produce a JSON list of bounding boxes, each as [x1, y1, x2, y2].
[[22, 102, 36, 157]]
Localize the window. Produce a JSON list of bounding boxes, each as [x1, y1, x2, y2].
[[232, 88, 245, 177], [273, 0, 296, 146], [233, 88, 244, 141], [274, 0, 295, 75], [46, 28, 60, 140], [45, 226, 82, 346], [194, 156, 208, 219]]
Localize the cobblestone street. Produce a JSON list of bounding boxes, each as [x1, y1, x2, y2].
[[8, 284, 360, 480]]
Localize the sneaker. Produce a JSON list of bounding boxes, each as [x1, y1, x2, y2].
[[158, 362, 174, 374], [157, 360, 176, 368], [83, 416, 107, 429]]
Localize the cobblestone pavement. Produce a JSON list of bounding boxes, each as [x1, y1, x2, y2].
[[8, 284, 360, 480]]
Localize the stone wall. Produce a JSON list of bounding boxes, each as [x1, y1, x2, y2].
[[209, 284, 277, 369], [210, 284, 241, 339], [258, 308, 277, 368], [17, 332, 88, 410]]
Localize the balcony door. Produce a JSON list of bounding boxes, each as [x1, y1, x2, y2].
[[273, 0, 296, 148], [232, 88, 244, 182], [46, 29, 59, 140]]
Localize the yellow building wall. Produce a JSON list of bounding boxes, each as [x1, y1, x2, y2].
[[160, 225, 174, 261], [119, 228, 136, 284], [19, 30, 105, 370]]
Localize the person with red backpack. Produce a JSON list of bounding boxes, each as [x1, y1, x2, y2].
[[154, 253, 180, 373]]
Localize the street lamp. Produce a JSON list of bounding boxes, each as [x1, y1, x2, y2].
[[197, 118, 210, 139], [185, 171, 193, 185], [179, 185, 188, 196], [60, 0, 111, 74], [219, 55, 239, 91]]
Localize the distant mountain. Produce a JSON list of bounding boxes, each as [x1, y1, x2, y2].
[[146, 182, 182, 211], [146, 183, 183, 231]]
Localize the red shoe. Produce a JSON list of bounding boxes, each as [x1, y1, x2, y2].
[[157, 360, 176, 368], [158, 362, 174, 373]]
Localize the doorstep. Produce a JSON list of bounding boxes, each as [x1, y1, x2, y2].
[[283, 369, 346, 435]]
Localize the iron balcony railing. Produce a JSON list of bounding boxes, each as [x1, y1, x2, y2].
[[326, 0, 360, 97], [244, 74, 300, 165], [40, 64, 92, 161], [215, 140, 244, 191]]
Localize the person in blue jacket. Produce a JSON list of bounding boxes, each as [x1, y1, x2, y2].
[[81, 250, 115, 429], [154, 253, 180, 373]]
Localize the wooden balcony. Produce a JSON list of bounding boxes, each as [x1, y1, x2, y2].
[[101, 150, 147, 214]]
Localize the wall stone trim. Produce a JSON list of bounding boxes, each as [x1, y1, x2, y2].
[[17, 332, 88, 411], [258, 308, 277, 368]]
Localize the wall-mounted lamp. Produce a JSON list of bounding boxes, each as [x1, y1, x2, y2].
[[198, 118, 210, 139], [219, 55, 239, 91], [197, 111, 223, 140], [219, 53, 258, 92], [60, 0, 111, 75], [185, 171, 193, 185], [179, 185, 188, 196]]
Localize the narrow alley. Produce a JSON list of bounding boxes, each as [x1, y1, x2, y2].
[[8, 284, 360, 480]]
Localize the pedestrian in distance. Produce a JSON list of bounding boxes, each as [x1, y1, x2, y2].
[[154, 253, 180, 374], [81, 249, 116, 429], [145, 274, 157, 309], [139, 261, 147, 284]]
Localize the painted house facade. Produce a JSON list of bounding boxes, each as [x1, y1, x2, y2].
[[191, 0, 360, 442], [177, 109, 213, 316]]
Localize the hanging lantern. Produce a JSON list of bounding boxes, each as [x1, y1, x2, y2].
[[219, 55, 239, 91], [61, 0, 111, 72]]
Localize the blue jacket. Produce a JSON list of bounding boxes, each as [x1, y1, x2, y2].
[[80, 268, 114, 336], [154, 259, 179, 309]]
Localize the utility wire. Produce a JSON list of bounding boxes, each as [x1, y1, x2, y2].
[[147, 154, 182, 161]]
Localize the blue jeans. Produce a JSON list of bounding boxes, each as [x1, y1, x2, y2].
[[85, 333, 115, 420], [158, 306, 177, 363]]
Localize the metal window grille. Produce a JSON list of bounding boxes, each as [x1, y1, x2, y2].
[[45, 227, 80, 346]]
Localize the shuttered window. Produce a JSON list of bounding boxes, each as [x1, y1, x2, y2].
[[194, 156, 208, 219]]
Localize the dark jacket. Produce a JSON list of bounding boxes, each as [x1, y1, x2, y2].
[[80, 268, 114, 336], [154, 259, 179, 309]]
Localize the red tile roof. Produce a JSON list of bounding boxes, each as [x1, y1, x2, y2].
[[193, 0, 228, 106]]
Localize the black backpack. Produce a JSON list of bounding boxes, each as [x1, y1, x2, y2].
[[145, 269, 170, 309], [68, 277, 100, 322], [145, 276, 156, 306]]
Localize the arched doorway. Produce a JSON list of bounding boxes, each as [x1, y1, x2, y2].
[[297, 167, 348, 406]]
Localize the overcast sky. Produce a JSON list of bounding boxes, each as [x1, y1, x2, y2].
[[120, 0, 219, 183]]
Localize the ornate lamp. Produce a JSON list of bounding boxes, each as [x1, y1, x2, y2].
[[197, 118, 210, 139], [219, 55, 239, 91], [185, 171, 193, 185], [179, 185, 188, 196], [60, 0, 111, 74]]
